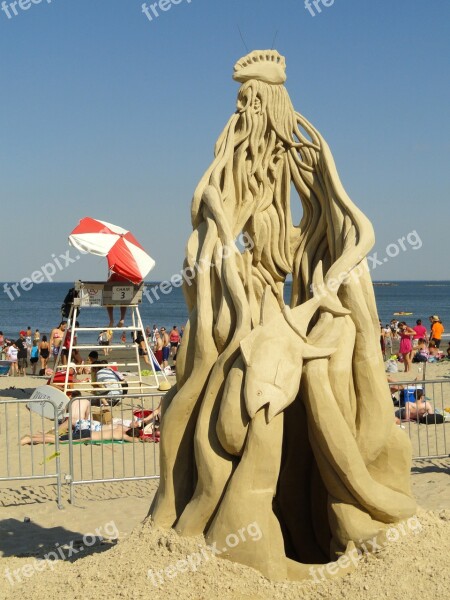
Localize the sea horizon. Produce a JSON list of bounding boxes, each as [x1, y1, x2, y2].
[[1, 281, 449, 342]]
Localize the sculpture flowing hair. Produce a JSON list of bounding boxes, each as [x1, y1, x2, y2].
[[152, 73, 415, 577]]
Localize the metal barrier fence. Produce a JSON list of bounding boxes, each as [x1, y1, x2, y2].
[[1, 381, 448, 509], [391, 379, 449, 459], [66, 391, 163, 504], [0, 399, 63, 508]]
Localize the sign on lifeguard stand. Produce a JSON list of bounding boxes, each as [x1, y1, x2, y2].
[[76, 281, 143, 307], [50, 280, 168, 397]]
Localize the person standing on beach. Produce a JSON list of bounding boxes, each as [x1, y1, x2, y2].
[[134, 331, 152, 366], [429, 315, 444, 348], [6, 343, 18, 376], [160, 327, 170, 368], [169, 325, 180, 358], [25, 326, 32, 353], [390, 319, 399, 340], [382, 324, 392, 358], [398, 322, 416, 373], [29, 340, 39, 375], [15, 330, 28, 376], [50, 321, 67, 366], [106, 328, 113, 355], [379, 321, 386, 360], [153, 331, 164, 367], [39, 335, 50, 372], [98, 329, 111, 356]]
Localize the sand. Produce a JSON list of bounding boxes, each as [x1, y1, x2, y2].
[[0, 360, 449, 600]]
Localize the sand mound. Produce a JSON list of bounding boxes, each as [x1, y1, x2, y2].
[[1, 508, 449, 600]]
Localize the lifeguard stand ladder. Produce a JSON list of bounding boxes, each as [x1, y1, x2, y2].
[[51, 281, 167, 397]]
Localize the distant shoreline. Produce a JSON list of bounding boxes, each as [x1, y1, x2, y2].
[[1, 280, 450, 285]]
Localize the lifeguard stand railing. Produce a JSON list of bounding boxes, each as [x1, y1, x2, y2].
[[50, 281, 168, 396]]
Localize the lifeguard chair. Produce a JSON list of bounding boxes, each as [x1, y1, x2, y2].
[[50, 280, 168, 397]]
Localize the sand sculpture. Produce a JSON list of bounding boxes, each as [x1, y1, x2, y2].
[[151, 50, 416, 581]]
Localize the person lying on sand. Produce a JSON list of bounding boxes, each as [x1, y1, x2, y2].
[[395, 388, 434, 422], [20, 392, 156, 445]]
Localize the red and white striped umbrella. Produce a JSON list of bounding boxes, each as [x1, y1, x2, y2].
[[69, 217, 155, 284]]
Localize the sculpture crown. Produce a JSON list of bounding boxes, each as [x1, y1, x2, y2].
[[233, 50, 287, 85]]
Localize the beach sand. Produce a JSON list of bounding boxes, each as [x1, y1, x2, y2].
[[0, 361, 449, 599]]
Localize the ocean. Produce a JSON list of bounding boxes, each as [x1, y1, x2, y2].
[[0, 281, 449, 342]]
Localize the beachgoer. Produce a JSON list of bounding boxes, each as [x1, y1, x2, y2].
[[98, 329, 110, 355], [382, 324, 392, 358], [72, 348, 89, 374], [160, 327, 170, 368], [106, 329, 113, 355], [30, 340, 39, 375], [428, 340, 443, 361], [106, 272, 129, 327], [62, 322, 77, 364], [90, 361, 125, 406], [20, 423, 143, 445], [134, 332, 152, 366], [151, 324, 159, 344], [395, 388, 434, 422], [88, 350, 99, 363], [15, 331, 28, 376], [79, 350, 100, 382], [20, 392, 147, 445], [25, 327, 32, 352], [429, 315, 444, 348], [398, 322, 415, 372], [47, 366, 77, 394], [153, 332, 163, 367], [39, 335, 50, 371], [169, 325, 180, 357], [120, 331, 126, 344], [34, 328, 40, 342], [412, 319, 427, 347], [49, 321, 67, 365], [412, 338, 429, 363], [6, 343, 18, 376], [390, 319, 399, 340]]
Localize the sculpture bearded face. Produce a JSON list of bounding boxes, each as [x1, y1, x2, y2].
[[230, 79, 301, 281]]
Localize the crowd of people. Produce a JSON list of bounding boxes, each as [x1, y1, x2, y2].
[[383, 315, 449, 427], [20, 354, 162, 446], [0, 321, 185, 377], [381, 315, 447, 372], [1, 317, 184, 447]]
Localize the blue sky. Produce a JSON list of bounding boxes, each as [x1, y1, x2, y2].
[[1, 0, 449, 282]]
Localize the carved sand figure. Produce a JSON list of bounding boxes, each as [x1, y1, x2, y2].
[[151, 50, 416, 581]]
